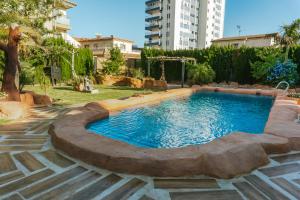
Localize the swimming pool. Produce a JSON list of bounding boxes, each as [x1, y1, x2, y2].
[[87, 91, 274, 148]]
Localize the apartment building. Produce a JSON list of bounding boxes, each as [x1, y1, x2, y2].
[[145, 0, 226, 50], [77, 35, 141, 70], [45, 0, 80, 47], [212, 33, 280, 48]]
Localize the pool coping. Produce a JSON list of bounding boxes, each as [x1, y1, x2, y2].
[[49, 86, 300, 179]]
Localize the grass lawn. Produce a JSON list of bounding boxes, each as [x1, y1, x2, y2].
[[24, 85, 156, 105], [0, 119, 9, 125]]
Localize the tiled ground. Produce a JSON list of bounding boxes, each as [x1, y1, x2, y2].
[[0, 106, 299, 200]]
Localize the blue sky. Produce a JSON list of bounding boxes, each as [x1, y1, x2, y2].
[[69, 0, 300, 47]]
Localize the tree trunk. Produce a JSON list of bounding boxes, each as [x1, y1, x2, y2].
[[1, 26, 21, 101], [284, 45, 290, 63]]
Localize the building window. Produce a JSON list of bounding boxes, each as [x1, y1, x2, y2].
[[233, 43, 239, 48], [120, 44, 126, 51]]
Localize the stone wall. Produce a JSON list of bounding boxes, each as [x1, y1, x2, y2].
[[97, 75, 168, 90]]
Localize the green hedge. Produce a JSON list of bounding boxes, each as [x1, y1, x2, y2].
[[141, 46, 300, 85]]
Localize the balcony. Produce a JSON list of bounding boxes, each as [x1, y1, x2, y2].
[[145, 16, 161, 22], [56, 0, 77, 10], [145, 39, 161, 46], [145, 0, 160, 5], [145, 25, 160, 31], [146, 6, 161, 14], [55, 16, 71, 31], [145, 32, 161, 39]]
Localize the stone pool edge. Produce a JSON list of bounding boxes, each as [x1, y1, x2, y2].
[[49, 86, 300, 179]]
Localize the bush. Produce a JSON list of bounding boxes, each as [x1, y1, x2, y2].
[[35, 65, 51, 95], [130, 68, 144, 80], [75, 48, 94, 76], [251, 48, 283, 83], [102, 47, 125, 75], [141, 46, 300, 85], [187, 63, 216, 85], [267, 60, 299, 86]]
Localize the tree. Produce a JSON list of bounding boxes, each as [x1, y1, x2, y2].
[[42, 37, 74, 85], [0, 0, 60, 101], [102, 47, 125, 75], [187, 63, 215, 85], [281, 19, 300, 62], [75, 48, 94, 76]]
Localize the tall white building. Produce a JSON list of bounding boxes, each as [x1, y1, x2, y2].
[[45, 0, 80, 47], [145, 0, 226, 50]]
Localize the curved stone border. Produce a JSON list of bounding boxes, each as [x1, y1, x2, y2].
[[49, 87, 300, 179]]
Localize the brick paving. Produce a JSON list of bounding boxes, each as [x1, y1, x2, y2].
[[0, 106, 299, 200]]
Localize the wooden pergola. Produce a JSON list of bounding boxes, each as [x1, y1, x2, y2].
[[146, 56, 197, 88]]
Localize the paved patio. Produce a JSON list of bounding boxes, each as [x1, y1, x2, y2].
[[0, 106, 299, 200]]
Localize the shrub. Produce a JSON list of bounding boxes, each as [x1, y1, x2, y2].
[[102, 47, 125, 75], [251, 48, 283, 83], [34, 65, 51, 95], [130, 68, 144, 80], [75, 48, 94, 77], [187, 63, 215, 85], [267, 60, 299, 86], [141, 46, 300, 85]]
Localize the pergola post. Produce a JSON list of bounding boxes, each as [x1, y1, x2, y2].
[[181, 60, 185, 88], [160, 61, 166, 81], [147, 60, 151, 77]]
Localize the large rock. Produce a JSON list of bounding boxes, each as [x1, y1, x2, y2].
[[143, 78, 168, 90], [265, 97, 300, 150], [198, 132, 290, 178], [20, 92, 35, 106], [22, 91, 52, 106], [0, 101, 28, 120], [33, 94, 52, 105], [201, 139, 269, 179], [98, 75, 143, 89]]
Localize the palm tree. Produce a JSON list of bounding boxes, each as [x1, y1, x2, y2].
[[281, 19, 300, 62]]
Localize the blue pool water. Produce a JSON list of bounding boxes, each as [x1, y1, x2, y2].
[[87, 91, 274, 148]]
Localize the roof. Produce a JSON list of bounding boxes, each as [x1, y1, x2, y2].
[[57, 0, 77, 9], [76, 36, 134, 44], [212, 33, 280, 42], [147, 56, 196, 62]]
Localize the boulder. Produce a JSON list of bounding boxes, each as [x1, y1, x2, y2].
[[21, 91, 52, 106], [126, 77, 143, 88], [202, 141, 269, 179], [99, 75, 143, 89], [20, 92, 35, 106], [33, 94, 52, 106], [143, 78, 168, 90], [229, 82, 239, 88]]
